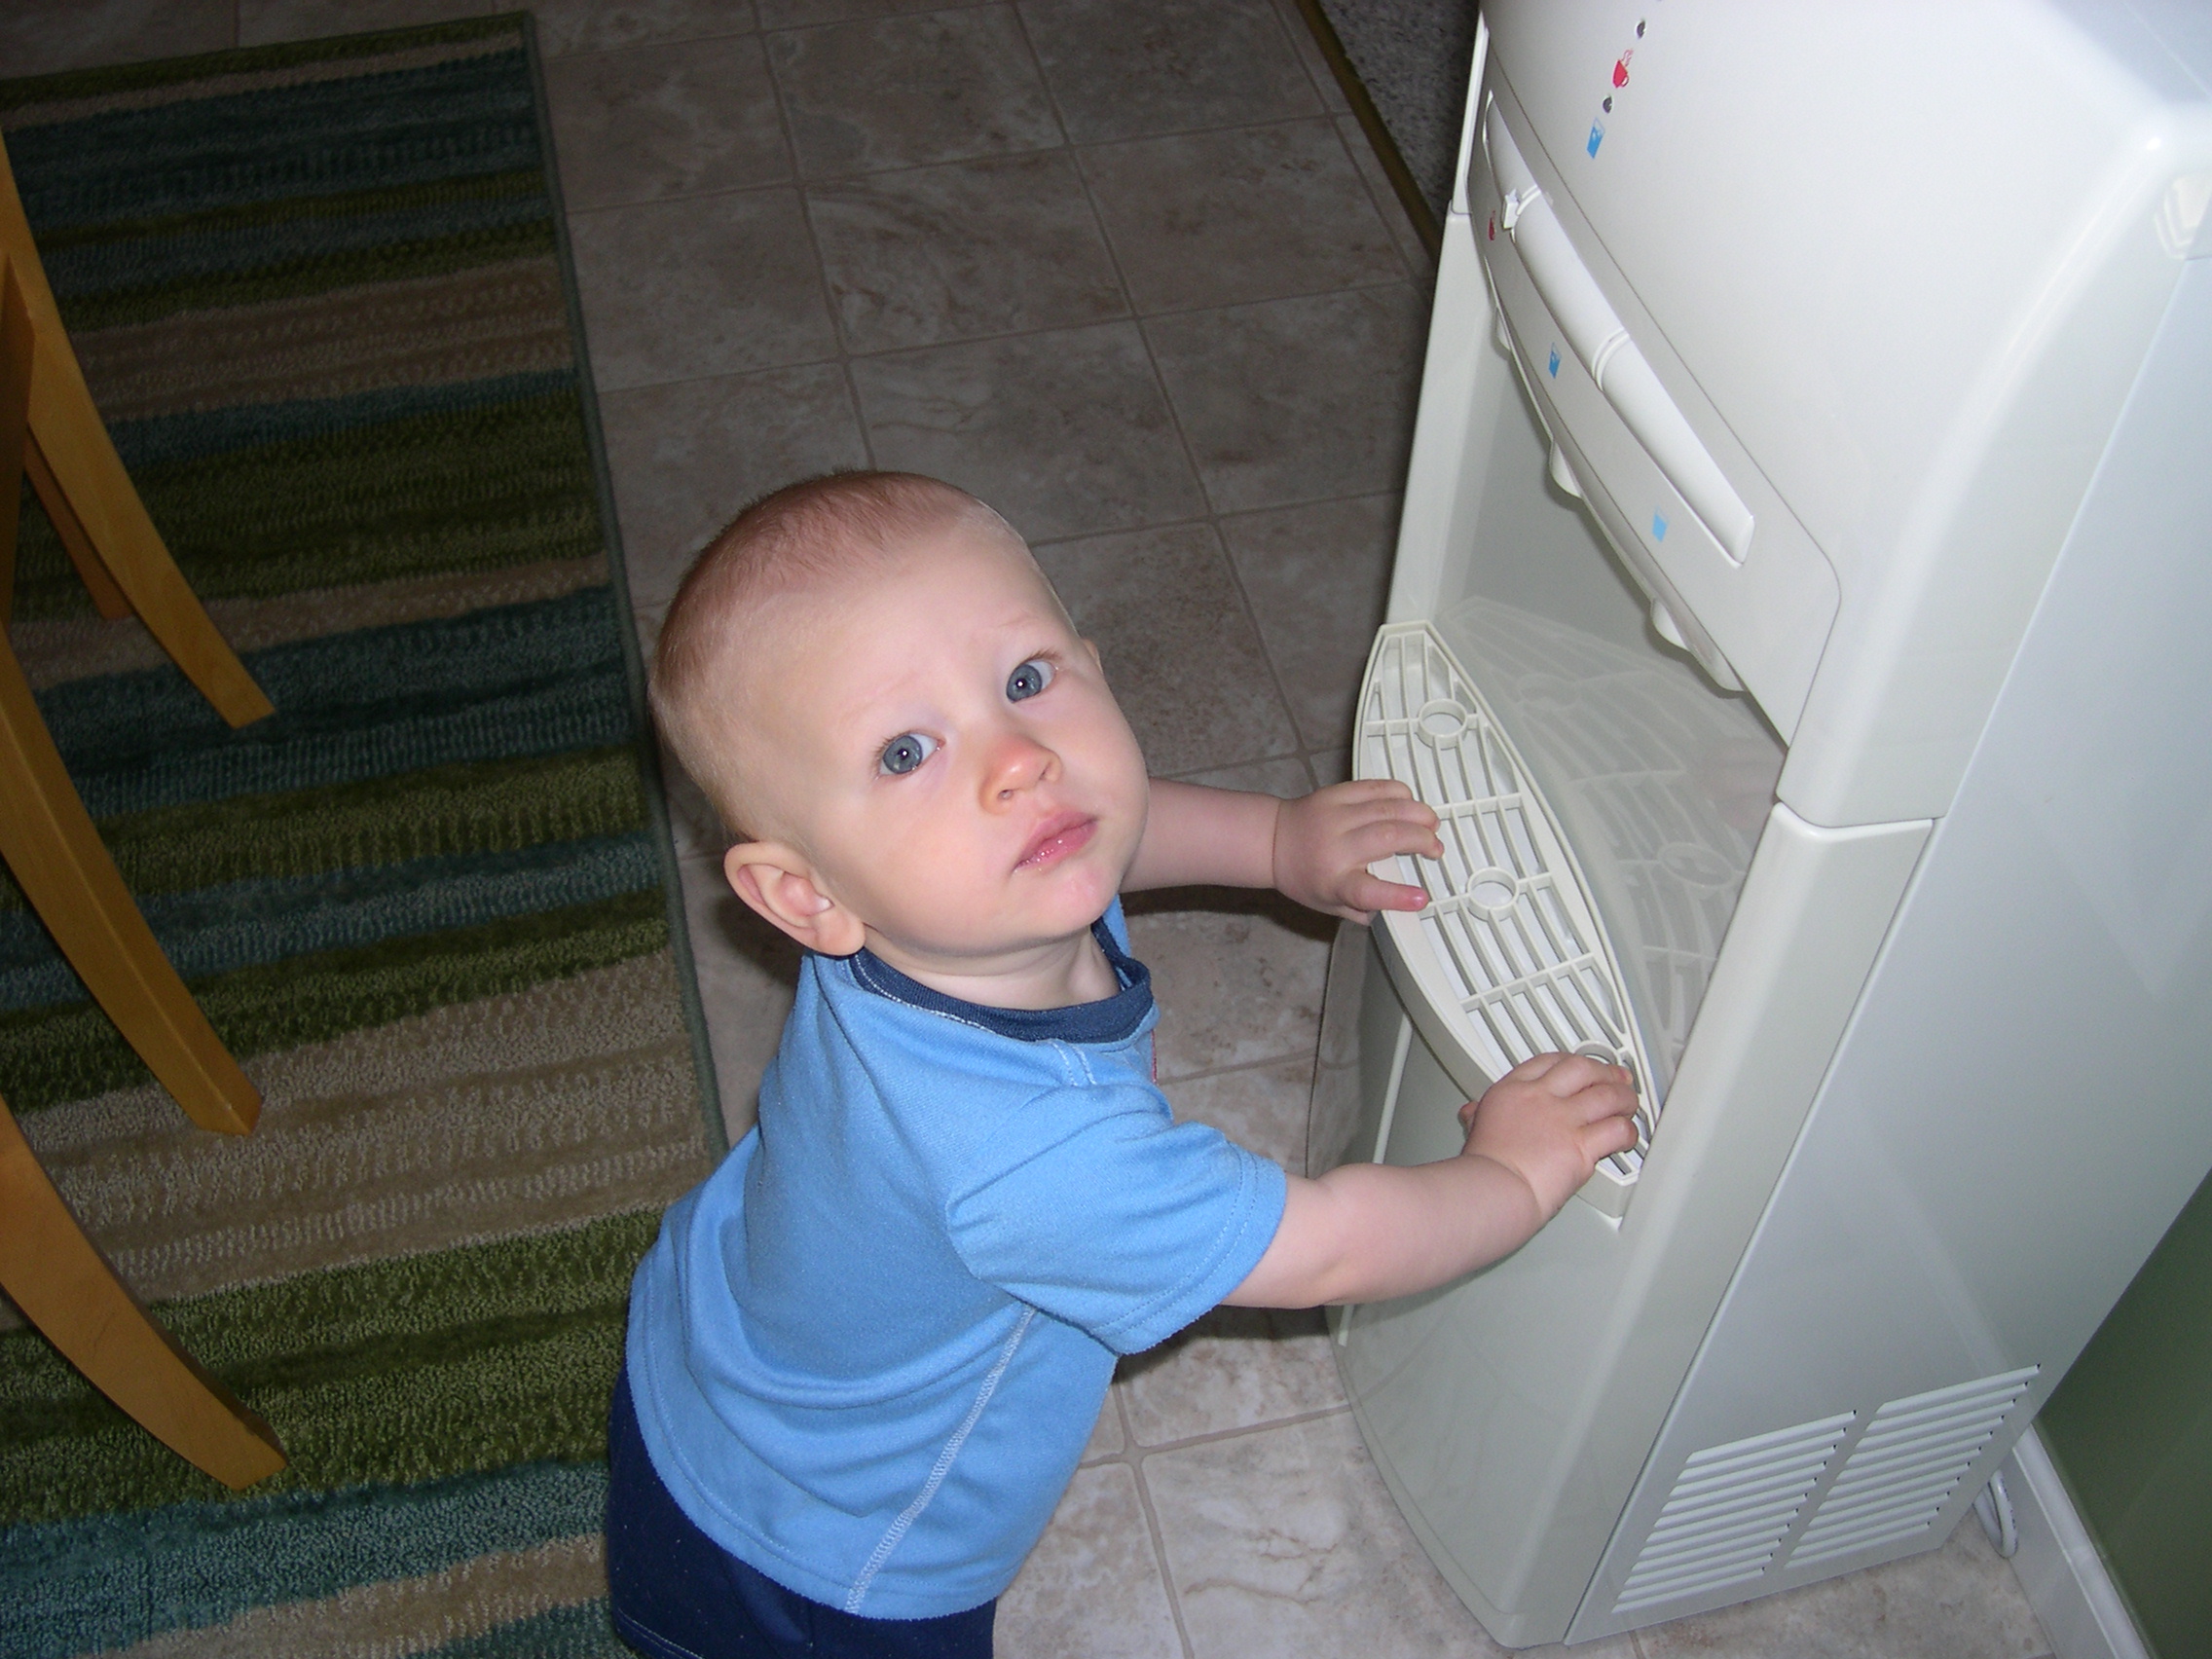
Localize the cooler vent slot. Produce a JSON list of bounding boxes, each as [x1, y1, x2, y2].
[[1358, 624, 1657, 1188], [1787, 1368, 2039, 1567], [1611, 1413, 1855, 1613]]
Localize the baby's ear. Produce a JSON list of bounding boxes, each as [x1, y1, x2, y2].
[[723, 842, 865, 955]]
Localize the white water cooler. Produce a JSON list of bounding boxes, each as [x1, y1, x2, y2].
[[1309, 1, 2212, 1643]]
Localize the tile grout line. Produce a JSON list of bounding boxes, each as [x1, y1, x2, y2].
[[835, 270, 1419, 360], [1131, 310, 1232, 532], [754, 9, 878, 472], [1001, 1, 1131, 368], [1328, 112, 1432, 287], [535, 23, 764, 69], [1001, 10, 1233, 551], [1262, 0, 1436, 281], [1076, 106, 1375, 158], [1111, 1387, 1202, 1659], [1266, 0, 1343, 111], [1212, 514, 1325, 797], [1120, 1401, 1354, 1464], [1129, 272, 1418, 326], [1157, 1047, 1327, 1093], [1256, 0, 1427, 285], [775, 136, 1064, 192], [761, 0, 1006, 44], [773, 98, 1405, 195], [1074, 1382, 1199, 1658], [591, 350, 845, 402]]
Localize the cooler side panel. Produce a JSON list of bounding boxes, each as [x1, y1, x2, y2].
[[1570, 259, 2212, 1641]]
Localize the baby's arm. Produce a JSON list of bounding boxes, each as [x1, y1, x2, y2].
[[1124, 778, 1442, 921], [1225, 1052, 1639, 1307]]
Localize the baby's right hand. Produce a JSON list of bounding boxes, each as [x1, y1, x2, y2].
[[1456, 1053, 1641, 1219]]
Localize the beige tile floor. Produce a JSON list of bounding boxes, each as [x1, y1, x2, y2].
[[10, 3, 2058, 1655]]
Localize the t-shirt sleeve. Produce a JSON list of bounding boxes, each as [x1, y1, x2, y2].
[[942, 1082, 1288, 1355]]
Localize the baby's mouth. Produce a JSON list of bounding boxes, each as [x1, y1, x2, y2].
[[1016, 813, 1095, 870]]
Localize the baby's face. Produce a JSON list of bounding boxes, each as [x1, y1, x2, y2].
[[742, 526, 1149, 977]]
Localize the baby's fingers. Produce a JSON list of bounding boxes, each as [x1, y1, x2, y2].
[[1580, 1108, 1641, 1163], [1344, 869, 1429, 916], [1325, 777, 1425, 810], [1534, 1052, 1635, 1101], [1356, 793, 1441, 842], [1568, 1068, 1641, 1160], [1501, 1051, 1573, 1084]]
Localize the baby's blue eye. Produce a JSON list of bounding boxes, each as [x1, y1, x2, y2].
[[1007, 659, 1054, 702], [879, 732, 938, 776]]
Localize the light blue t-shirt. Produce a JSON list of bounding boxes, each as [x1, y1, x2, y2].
[[626, 903, 1288, 1619]]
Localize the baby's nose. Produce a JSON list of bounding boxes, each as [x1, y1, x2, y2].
[[984, 734, 1056, 799]]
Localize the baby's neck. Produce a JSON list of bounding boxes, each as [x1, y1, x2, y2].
[[863, 924, 1119, 1012]]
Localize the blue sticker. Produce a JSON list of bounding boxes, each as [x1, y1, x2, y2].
[[1651, 511, 1670, 541], [1588, 120, 1605, 157], [1548, 346, 1562, 378]]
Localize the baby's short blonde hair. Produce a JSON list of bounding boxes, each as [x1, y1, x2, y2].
[[649, 471, 1018, 837]]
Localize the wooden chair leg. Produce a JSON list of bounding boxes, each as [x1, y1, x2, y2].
[[0, 1090, 285, 1489], [0, 133, 270, 728], [0, 634, 260, 1136], [0, 256, 25, 629], [23, 338, 273, 727], [25, 428, 131, 620]]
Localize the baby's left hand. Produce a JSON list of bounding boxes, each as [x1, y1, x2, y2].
[[1272, 780, 1441, 922]]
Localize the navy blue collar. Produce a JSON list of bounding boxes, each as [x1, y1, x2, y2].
[[847, 917, 1153, 1044]]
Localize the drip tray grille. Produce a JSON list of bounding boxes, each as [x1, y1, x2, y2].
[[1358, 623, 1657, 1214]]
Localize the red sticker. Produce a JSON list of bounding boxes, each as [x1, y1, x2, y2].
[[1613, 49, 1634, 88]]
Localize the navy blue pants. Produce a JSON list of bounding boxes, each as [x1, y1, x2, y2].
[[606, 1366, 997, 1659]]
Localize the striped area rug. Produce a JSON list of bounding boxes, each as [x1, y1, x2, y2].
[[0, 19, 719, 1657]]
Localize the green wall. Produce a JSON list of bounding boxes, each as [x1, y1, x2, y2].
[[2038, 1166, 2212, 1659]]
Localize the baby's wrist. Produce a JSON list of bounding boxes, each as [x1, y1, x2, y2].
[[1264, 793, 1293, 894], [1463, 1150, 1548, 1238]]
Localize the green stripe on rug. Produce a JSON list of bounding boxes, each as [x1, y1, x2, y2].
[[0, 1210, 659, 1523], [27, 166, 547, 258], [15, 389, 600, 616], [0, 749, 650, 907], [0, 889, 668, 1114], [4, 1305, 621, 1518], [9, 52, 541, 234], [38, 185, 557, 324], [113, 372, 577, 471], [0, 1462, 609, 1659], [49, 220, 560, 332], [0, 832, 661, 1011], [0, 17, 534, 114], [31, 589, 632, 815]]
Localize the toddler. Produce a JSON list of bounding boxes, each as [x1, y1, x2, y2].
[[610, 472, 1638, 1658]]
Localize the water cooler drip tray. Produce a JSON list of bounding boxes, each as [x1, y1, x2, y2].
[[1356, 621, 1658, 1215]]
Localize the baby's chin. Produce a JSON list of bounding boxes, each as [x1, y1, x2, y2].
[[870, 830, 1138, 960], [1028, 845, 1133, 926], [893, 891, 1119, 969]]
